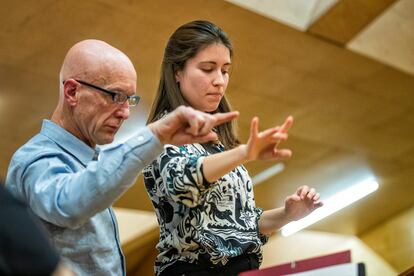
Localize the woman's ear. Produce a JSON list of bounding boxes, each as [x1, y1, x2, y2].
[[175, 70, 182, 83]]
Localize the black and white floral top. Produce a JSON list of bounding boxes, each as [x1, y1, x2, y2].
[[143, 141, 268, 275]]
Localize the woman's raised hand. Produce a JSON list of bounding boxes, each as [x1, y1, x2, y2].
[[242, 116, 294, 162]]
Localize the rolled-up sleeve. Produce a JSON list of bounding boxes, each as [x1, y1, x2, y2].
[[158, 145, 212, 208], [254, 207, 269, 245]]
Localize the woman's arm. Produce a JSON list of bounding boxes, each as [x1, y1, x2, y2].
[[258, 185, 323, 235], [157, 116, 293, 207], [203, 116, 293, 182]]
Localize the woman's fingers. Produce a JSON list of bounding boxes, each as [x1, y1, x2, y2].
[[273, 148, 292, 158], [250, 117, 259, 138], [279, 116, 294, 134]]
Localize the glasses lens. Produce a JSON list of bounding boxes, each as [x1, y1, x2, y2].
[[128, 96, 140, 106], [112, 93, 126, 104]]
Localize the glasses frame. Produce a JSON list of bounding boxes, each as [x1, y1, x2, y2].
[[63, 79, 140, 106]]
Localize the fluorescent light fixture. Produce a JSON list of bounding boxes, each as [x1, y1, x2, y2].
[[281, 177, 379, 236], [252, 163, 285, 186]]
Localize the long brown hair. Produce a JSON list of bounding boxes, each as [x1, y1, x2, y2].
[[147, 20, 239, 149]]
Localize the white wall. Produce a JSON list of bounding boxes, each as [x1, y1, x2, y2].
[[261, 230, 397, 276]]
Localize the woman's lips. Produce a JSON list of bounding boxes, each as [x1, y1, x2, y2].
[[206, 92, 222, 98]]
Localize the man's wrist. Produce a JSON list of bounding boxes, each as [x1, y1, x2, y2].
[[148, 122, 166, 145]]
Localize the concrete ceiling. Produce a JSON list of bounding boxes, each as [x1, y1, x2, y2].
[[0, 0, 413, 270]]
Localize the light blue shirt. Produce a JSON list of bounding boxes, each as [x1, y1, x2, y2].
[[6, 120, 163, 275]]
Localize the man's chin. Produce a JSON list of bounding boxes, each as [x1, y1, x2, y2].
[[96, 135, 115, 146]]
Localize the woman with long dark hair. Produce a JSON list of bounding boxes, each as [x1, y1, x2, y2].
[[144, 20, 322, 276]]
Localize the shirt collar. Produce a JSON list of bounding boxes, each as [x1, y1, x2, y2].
[[40, 119, 97, 166]]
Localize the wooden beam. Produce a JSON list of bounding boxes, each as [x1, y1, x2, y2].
[[399, 265, 414, 276], [308, 0, 397, 45]]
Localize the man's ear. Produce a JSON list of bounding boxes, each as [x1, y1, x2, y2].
[[63, 80, 79, 106]]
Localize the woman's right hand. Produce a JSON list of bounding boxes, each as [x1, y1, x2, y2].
[[202, 115, 293, 183], [241, 116, 294, 162]]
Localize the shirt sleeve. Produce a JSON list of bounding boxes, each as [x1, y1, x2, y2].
[[7, 127, 163, 229], [157, 144, 212, 208], [254, 207, 269, 245]]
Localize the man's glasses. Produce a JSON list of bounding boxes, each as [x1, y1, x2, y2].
[[64, 79, 140, 106]]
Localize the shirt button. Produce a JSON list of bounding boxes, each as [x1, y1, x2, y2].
[[137, 136, 144, 142]]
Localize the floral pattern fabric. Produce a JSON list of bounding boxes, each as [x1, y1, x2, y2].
[[143, 141, 268, 275]]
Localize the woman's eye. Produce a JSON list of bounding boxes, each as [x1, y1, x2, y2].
[[201, 68, 213, 72]]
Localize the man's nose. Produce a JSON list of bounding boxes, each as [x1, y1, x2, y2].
[[115, 102, 130, 120]]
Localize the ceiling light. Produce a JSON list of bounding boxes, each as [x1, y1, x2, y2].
[[252, 163, 285, 186], [281, 177, 379, 236]]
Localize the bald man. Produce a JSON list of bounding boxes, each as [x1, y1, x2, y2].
[[6, 40, 238, 275]]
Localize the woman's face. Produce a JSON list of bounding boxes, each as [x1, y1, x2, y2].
[[175, 43, 231, 112]]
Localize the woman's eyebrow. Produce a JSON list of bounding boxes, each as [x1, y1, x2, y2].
[[199, 61, 232, 65]]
